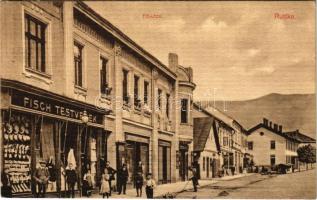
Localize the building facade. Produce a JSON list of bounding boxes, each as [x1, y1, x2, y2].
[[246, 118, 316, 169], [247, 119, 292, 167], [172, 54, 196, 181], [204, 107, 248, 175], [192, 104, 221, 179], [192, 104, 251, 178], [0, 1, 196, 196]]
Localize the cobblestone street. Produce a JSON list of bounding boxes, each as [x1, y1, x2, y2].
[[176, 169, 316, 199]]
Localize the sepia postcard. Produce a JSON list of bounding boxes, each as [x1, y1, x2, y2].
[[0, 1, 316, 199]]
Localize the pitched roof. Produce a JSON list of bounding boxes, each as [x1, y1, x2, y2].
[[247, 123, 315, 143], [193, 103, 233, 130], [193, 117, 214, 152], [284, 130, 316, 143]]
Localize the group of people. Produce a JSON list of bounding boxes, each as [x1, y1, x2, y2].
[[2, 158, 186, 198], [99, 161, 156, 199], [33, 159, 77, 198], [30, 158, 157, 198]]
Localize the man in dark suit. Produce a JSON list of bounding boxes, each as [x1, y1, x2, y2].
[[105, 161, 116, 196], [117, 164, 129, 195]]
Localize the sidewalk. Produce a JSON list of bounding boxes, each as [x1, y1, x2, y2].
[[90, 173, 254, 199]]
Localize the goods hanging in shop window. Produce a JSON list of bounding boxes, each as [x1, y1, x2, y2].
[[3, 114, 32, 194]]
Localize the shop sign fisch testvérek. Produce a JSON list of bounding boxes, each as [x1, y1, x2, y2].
[[11, 90, 104, 125]]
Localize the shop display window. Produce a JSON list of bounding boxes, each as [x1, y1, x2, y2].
[[2, 112, 32, 194]]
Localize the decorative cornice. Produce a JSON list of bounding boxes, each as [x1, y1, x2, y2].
[[179, 81, 196, 90], [74, 1, 177, 80]]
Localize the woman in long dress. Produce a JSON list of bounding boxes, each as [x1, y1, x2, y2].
[[100, 169, 110, 198]]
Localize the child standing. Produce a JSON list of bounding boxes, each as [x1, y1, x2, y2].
[[135, 172, 143, 197], [82, 169, 93, 197], [100, 169, 110, 198], [145, 173, 156, 199]]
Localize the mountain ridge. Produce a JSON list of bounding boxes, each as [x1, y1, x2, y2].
[[198, 93, 316, 139]]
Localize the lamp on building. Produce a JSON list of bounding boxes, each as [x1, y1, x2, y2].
[[81, 110, 89, 124]]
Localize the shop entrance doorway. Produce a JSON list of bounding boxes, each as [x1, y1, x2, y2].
[[81, 127, 98, 189], [179, 143, 189, 181], [60, 123, 80, 193], [126, 140, 149, 186], [206, 157, 210, 178]]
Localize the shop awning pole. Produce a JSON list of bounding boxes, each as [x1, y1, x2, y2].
[[63, 120, 68, 193], [63, 121, 68, 160], [39, 115, 44, 158], [83, 126, 88, 155]]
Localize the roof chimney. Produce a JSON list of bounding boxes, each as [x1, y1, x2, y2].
[[278, 125, 283, 133], [273, 123, 278, 131], [168, 53, 178, 72], [263, 118, 268, 126], [186, 67, 193, 82]]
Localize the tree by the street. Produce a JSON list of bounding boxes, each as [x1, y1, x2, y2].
[[297, 144, 316, 170]]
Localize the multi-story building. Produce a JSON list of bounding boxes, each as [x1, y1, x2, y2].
[[0, 1, 196, 196], [246, 118, 315, 170], [192, 104, 250, 177], [172, 54, 196, 181], [232, 120, 249, 173], [204, 107, 248, 175]]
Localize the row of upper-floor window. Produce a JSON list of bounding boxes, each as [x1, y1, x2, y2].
[[218, 128, 246, 148], [247, 140, 276, 150], [24, 13, 191, 123]]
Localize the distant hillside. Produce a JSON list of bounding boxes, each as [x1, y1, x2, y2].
[[198, 93, 316, 139]]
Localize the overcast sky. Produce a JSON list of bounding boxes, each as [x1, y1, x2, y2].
[[87, 1, 315, 101]]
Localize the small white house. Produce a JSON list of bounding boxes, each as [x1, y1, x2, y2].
[[193, 117, 221, 179]]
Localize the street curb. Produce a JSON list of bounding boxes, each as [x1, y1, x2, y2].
[[155, 173, 256, 198]]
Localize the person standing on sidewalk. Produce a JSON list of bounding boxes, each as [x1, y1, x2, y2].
[[189, 167, 198, 192], [46, 156, 57, 192], [105, 161, 116, 196], [33, 160, 49, 198], [145, 173, 156, 199], [135, 172, 144, 197], [100, 169, 110, 199], [65, 163, 77, 198], [117, 164, 129, 195], [82, 169, 94, 197]]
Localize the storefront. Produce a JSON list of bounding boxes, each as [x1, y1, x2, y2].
[[222, 151, 234, 175], [158, 140, 171, 184], [1, 81, 110, 197], [116, 133, 149, 187]]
